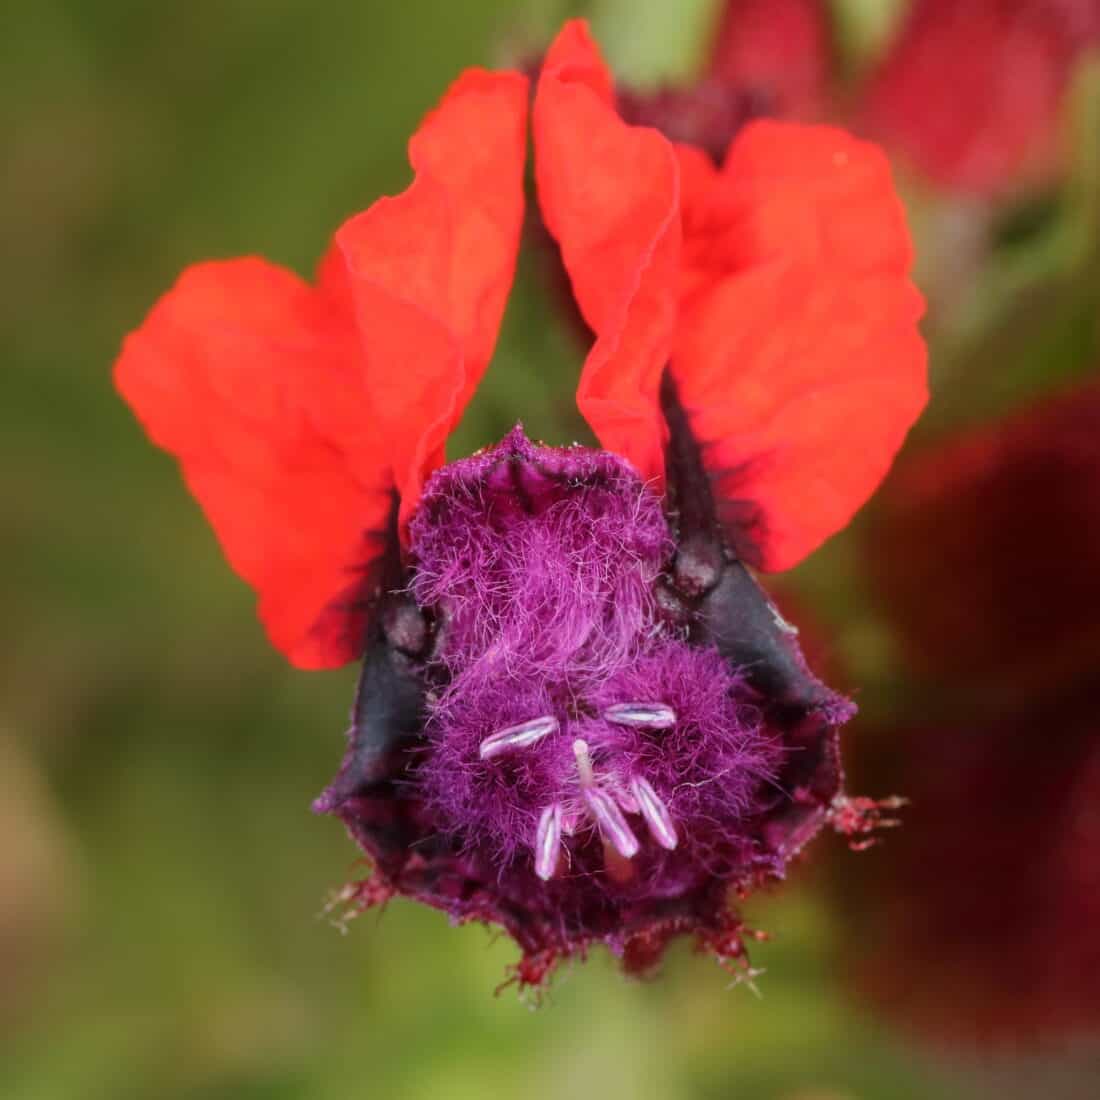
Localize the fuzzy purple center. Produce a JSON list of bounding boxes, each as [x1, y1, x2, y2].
[[408, 428, 784, 892]]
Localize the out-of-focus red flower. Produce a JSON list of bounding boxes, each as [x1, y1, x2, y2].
[[847, 378, 1100, 1044], [871, 381, 1100, 708], [852, 701, 1100, 1045], [615, 80, 769, 167], [613, 0, 834, 164], [706, 0, 833, 120], [860, 0, 1100, 197], [115, 20, 926, 986], [606, 0, 833, 166], [651, 0, 1100, 197]]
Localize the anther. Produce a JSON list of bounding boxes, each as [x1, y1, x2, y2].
[[602, 702, 677, 730], [534, 804, 563, 881], [583, 787, 640, 860], [479, 715, 558, 761], [630, 776, 678, 850]]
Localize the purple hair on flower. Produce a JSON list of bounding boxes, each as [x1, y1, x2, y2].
[[413, 428, 786, 881], [315, 409, 858, 988]]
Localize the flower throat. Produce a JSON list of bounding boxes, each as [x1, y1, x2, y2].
[[410, 427, 783, 887]]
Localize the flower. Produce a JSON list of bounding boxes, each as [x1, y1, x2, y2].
[[844, 380, 1100, 1044], [641, 0, 1100, 198], [872, 378, 1100, 708], [850, 701, 1100, 1047], [114, 21, 926, 988], [860, 0, 1100, 198]]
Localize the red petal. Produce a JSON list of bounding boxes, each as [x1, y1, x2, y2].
[[674, 121, 927, 570], [337, 68, 529, 538], [534, 20, 681, 487], [115, 258, 394, 669]]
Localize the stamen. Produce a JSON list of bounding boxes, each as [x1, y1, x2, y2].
[[534, 803, 563, 881], [479, 715, 558, 761], [630, 776, 679, 850], [572, 738, 595, 787], [584, 787, 639, 860], [602, 702, 676, 730]]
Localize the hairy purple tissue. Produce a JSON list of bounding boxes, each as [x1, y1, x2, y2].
[[315, 415, 854, 986]]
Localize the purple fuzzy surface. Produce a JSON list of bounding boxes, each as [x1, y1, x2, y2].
[[320, 428, 852, 984], [411, 428, 784, 892]]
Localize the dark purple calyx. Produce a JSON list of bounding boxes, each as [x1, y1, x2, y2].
[[316, 415, 853, 987]]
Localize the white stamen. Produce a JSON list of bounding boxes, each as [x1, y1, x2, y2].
[[572, 738, 595, 787], [479, 715, 558, 761], [584, 788, 639, 860], [603, 702, 677, 730], [534, 804, 563, 881], [630, 776, 679, 850]]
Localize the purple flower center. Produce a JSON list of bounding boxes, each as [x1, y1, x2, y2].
[[410, 427, 783, 891], [316, 423, 853, 983]]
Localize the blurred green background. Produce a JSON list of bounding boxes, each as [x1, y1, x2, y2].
[[3, 2, 1098, 1098]]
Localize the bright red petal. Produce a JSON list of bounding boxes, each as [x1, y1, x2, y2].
[[115, 257, 394, 669], [534, 20, 681, 487], [116, 67, 526, 664], [337, 68, 529, 537], [674, 121, 927, 571]]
